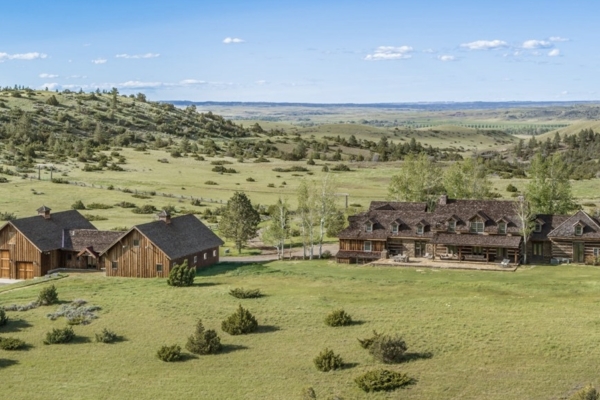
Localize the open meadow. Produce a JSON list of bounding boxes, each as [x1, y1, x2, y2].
[[1, 261, 600, 399]]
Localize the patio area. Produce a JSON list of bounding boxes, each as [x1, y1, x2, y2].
[[368, 257, 519, 272]]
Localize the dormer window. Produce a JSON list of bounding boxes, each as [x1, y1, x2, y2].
[[447, 220, 456, 233], [365, 223, 373, 233], [498, 222, 506, 234], [575, 224, 583, 236], [364, 241, 372, 252], [416, 224, 424, 235], [470, 218, 484, 233], [534, 223, 542, 233], [391, 223, 399, 234]]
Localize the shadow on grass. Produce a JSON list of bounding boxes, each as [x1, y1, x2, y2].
[[196, 261, 273, 277], [0, 359, 18, 368], [402, 351, 433, 363], [255, 325, 280, 334], [342, 362, 360, 370], [193, 282, 221, 288], [179, 353, 199, 362], [350, 320, 367, 326], [0, 319, 33, 333], [220, 344, 248, 354]]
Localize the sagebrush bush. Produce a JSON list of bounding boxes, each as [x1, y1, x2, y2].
[[44, 326, 75, 344], [313, 348, 343, 372], [186, 320, 222, 355], [167, 260, 195, 287], [570, 384, 600, 400], [229, 287, 262, 299], [0, 308, 8, 326], [358, 330, 382, 349], [354, 369, 412, 392], [302, 387, 317, 400], [157, 344, 182, 362], [369, 334, 407, 364], [38, 284, 58, 306], [221, 305, 258, 335], [95, 328, 118, 343], [0, 337, 26, 350], [325, 309, 352, 327], [47, 299, 101, 325]]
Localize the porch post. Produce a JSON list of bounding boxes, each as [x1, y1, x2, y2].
[[486, 248, 489, 263], [459, 247, 462, 261], [514, 249, 518, 264]]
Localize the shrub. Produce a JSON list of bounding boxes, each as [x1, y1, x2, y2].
[[0, 337, 26, 350], [0, 212, 17, 221], [221, 305, 258, 335], [132, 204, 157, 214], [355, 369, 413, 392], [229, 288, 262, 299], [44, 326, 75, 344], [190, 198, 202, 206], [313, 348, 343, 372], [186, 320, 222, 355], [358, 330, 382, 349], [38, 285, 58, 306], [167, 260, 195, 287], [156, 344, 182, 362], [95, 328, 118, 343], [71, 200, 86, 210], [325, 309, 352, 327], [51, 178, 69, 184], [47, 300, 101, 325], [570, 384, 600, 400], [321, 250, 332, 259], [86, 202, 112, 210], [246, 177, 256, 182], [116, 201, 136, 208], [302, 387, 317, 400], [267, 183, 275, 188], [0, 309, 7, 326], [369, 334, 407, 363], [205, 180, 218, 185], [506, 184, 518, 192], [331, 164, 350, 172], [84, 214, 108, 221]]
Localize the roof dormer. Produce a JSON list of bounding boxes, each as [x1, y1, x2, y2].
[[496, 217, 509, 234], [534, 218, 545, 233], [391, 219, 402, 234], [364, 219, 376, 233], [574, 221, 585, 236], [416, 220, 427, 235]]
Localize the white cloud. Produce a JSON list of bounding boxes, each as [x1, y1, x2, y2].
[[548, 49, 561, 57], [223, 37, 245, 44], [256, 80, 267, 85], [39, 73, 59, 78], [41, 83, 60, 90], [438, 55, 455, 62], [92, 58, 107, 64], [522, 40, 553, 49], [67, 75, 86, 79], [179, 79, 207, 86], [115, 53, 160, 59], [549, 36, 569, 42], [0, 52, 47, 62], [365, 46, 413, 61], [119, 81, 164, 89], [460, 40, 508, 50]]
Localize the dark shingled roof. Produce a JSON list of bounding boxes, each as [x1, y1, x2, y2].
[[369, 201, 427, 212], [64, 229, 124, 253], [126, 214, 224, 260], [7, 210, 95, 251], [432, 233, 523, 248], [548, 210, 600, 239]]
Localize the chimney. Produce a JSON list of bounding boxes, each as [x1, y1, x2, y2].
[[439, 194, 448, 205], [37, 205, 51, 219], [157, 210, 171, 224]]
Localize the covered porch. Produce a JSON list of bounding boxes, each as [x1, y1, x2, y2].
[[369, 257, 519, 271], [431, 233, 522, 265]]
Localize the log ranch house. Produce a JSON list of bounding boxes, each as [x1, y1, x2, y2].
[[336, 195, 600, 266], [0, 206, 223, 279]]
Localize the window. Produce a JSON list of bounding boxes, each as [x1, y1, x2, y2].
[[594, 248, 600, 257], [447, 245, 457, 254], [416, 225, 424, 235], [193, 256, 197, 264], [391, 223, 398, 234], [213, 250, 217, 257], [470, 219, 484, 233], [472, 246, 483, 255], [67, 254, 72, 260], [534, 223, 542, 233], [156, 263, 163, 272], [498, 222, 506, 234], [133, 239, 140, 247], [364, 241, 372, 252], [111, 261, 118, 270], [575, 225, 583, 236], [447, 220, 455, 233], [203, 253, 207, 260], [365, 223, 373, 233], [533, 242, 543, 256]]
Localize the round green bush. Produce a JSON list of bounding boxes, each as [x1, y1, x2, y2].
[[313, 348, 343, 372], [95, 328, 119, 343], [157, 344, 182, 362], [229, 288, 262, 299], [0, 308, 8, 327], [355, 369, 413, 392], [44, 326, 74, 345], [186, 320, 222, 355], [0, 337, 26, 350], [221, 305, 258, 335], [38, 285, 58, 306], [325, 309, 352, 327], [369, 334, 407, 364], [570, 384, 599, 400]]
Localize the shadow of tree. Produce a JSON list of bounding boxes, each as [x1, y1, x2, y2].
[[0, 359, 18, 368], [220, 344, 248, 354], [196, 261, 273, 277], [402, 351, 433, 363], [0, 318, 33, 333], [255, 325, 280, 334], [342, 362, 360, 370], [193, 282, 221, 288]]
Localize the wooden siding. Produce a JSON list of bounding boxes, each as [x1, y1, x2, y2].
[[550, 239, 600, 262], [434, 243, 520, 262], [339, 239, 386, 252], [0, 224, 42, 278]]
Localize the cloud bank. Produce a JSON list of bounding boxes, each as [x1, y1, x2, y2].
[[365, 46, 413, 60]]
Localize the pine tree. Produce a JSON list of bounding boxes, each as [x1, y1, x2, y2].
[[167, 260, 195, 287], [219, 192, 261, 254]]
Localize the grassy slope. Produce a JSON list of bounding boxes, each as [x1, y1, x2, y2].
[[1, 261, 600, 399]]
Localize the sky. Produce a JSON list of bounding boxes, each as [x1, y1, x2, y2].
[[1, 0, 599, 103]]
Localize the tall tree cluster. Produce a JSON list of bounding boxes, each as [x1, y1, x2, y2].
[[526, 153, 576, 215]]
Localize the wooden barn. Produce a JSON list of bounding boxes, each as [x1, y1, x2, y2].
[[102, 211, 224, 278]]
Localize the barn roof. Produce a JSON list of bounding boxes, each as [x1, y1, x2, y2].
[[64, 229, 123, 253], [127, 214, 224, 260], [6, 210, 95, 252]]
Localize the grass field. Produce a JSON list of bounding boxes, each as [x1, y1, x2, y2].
[[1, 261, 600, 399]]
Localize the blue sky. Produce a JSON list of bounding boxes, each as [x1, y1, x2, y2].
[[1, 0, 598, 102]]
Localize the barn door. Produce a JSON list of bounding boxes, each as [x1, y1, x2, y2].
[[16, 262, 34, 280], [0, 250, 10, 278]]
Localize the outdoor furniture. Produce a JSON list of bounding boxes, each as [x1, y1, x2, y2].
[[439, 253, 459, 261], [424, 253, 433, 259], [464, 254, 487, 262], [499, 258, 510, 267], [393, 254, 409, 263]]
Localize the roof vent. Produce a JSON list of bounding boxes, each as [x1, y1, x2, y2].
[[157, 210, 171, 224], [37, 205, 51, 219]]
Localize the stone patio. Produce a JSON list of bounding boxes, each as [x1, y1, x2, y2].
[[368, 258, 519, 272]]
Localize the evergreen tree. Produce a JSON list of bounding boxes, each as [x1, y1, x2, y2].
[[219, 192, 261, 254]]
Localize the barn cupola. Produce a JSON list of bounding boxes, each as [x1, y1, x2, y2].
[[157, 210, 171, 224], [37, 205, 51, 219]]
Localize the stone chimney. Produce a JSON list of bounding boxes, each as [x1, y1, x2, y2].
[[157, 210, 171, 224], [439, 194, 448, 205], [37, 205, 51, 219]]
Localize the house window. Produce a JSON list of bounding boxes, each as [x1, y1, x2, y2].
[[416, 225, 424, 235], [156, 263, 163, 272], [470, 219, 484, 233], [365, 223, 373, 233], [111, 261, 118, 270], [133, 239, 140, 247], [594, 248, 600, 257], [364, 241, 372, 252], [534, 223, 542, 233], [498, 222, 506, 234], [472, 246, 483, 255], [448, 220, 455, 233], [575, 225, 583, 236], [447, 245, 457, 254], [391, 224, 398, 234], [67, 254, 72, 260], [213, 250, 217, 257], [193, 256, 197, 264], [203, 253, 207, 260], [533, 243, 543, 256]]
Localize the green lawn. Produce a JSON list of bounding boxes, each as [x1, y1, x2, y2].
[[1, 261, 599, 399]]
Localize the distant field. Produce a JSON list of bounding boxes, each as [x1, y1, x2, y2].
[[1, 261, 600, 399]]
